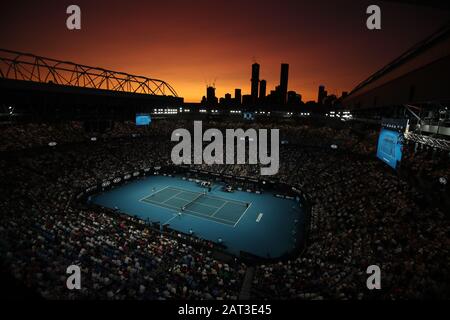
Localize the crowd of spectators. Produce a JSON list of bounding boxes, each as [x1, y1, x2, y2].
[[0, 118, 448, 299]]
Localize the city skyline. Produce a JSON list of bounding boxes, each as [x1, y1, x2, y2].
[[1, 0, 449, 102]]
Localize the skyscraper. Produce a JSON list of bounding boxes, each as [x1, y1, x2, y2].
[[318, 85, 326, 105], [259, 80, 267, 100], [206, 86, 218, 106], [207, 86, 215, 100], [279, 63, 289, 105], [251, 63, 260, 104], [235, 89, 242, 105]]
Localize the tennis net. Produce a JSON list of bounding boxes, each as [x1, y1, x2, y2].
[[182, 192, 205, 210]]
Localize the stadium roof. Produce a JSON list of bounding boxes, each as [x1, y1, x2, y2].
[[347, 21, 450, 98]]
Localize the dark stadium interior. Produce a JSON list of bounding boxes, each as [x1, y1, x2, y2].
[[0, 0, 449, 303]]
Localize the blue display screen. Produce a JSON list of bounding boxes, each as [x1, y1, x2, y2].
[[136, 114, 151, 126], [376, 128, 403, 169]]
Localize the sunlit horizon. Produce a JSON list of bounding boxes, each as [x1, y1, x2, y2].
[[1, 0, 449, 102]]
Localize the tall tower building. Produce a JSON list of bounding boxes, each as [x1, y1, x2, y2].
[[235, 89, 242, 105], [207, 86, 215, 101], [318, 85, 326, 105], [279, 63, 289, 105], [206, 86, 218, 106], [259, 80, 267, 100], [251, 63, 260, 104]]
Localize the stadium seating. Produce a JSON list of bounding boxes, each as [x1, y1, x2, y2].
[[0, 119, 448, 299]]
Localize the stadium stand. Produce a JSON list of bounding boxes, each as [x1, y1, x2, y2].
[[0, 119, 448, 299]]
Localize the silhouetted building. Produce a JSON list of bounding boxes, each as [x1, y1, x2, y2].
[[259, 80, 267, 100], [206, 86, 218, 106], [234, 89, 242, 105], [323, 94, 337, 108], [318, 85, 326, 105], [207, 86, 215, 100], [242, 94, 253, 106], [265, 85, 279, 105], [287, 91, 302, 106], [219, 93, 233, 107], [279, 63, 289, 105], [251, 63, 260, 104]]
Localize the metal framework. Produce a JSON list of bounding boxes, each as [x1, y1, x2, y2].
[[402, 104, 450, 150], [404, 132, 450, 151], [0, 48, 178, 97]]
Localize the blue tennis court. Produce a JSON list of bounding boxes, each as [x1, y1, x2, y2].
[[140, 186, 249, 226], [91, 175, 304, 258]]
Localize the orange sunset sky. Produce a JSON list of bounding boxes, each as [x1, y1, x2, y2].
[[1, 0, 449, 102]]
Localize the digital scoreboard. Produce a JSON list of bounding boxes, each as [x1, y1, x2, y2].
[[376, 128, 403, 169], [136, 114, 151, 126]]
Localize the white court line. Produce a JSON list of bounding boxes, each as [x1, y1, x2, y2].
[[172, 195, 222, 210], [204, 193, 248, 206], [161, 190, 185, 204], [233, 202, 252, 227], [171, 192, 249, 228], [138, 185, 250, 228], [211, 200, 228, 217], [168, 186, 200, 196], [183, 208, 237, 226], [138, 185, 170, 202], [170, 186, 248, 207], [140, 197, 237, 227], [139, 186, 183, 226], [173, 194, 202, 202], [163, 214, 178, 225]]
